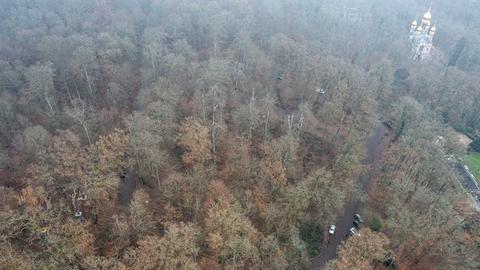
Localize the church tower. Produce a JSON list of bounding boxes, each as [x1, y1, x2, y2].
[[409, 8, 436, 61]]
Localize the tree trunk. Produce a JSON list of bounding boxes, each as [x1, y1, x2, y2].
[[63, 76, 73, 102], [151, 57, 156, 79], [264, 103, 270, 146], [83, 67, 94, 96], [45, 96, 55, 114], [81, 122, 92, 144], [248, 88, 255, 140], [211, 87, 217, 165], [73, 79, 81, 99]]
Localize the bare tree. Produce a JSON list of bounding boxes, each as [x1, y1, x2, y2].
[[24, 62, 57, 114], [66, 98, 91, 144]]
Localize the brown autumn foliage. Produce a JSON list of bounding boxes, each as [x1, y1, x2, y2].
[[124, 222, 200, 270], [129, 189, 156, 237], [0, 1, 479, 269], [178, 117, 213, 168], [17, 186, 45, 213], [326, 229, 390, 270], [203, 181, 259, 266], [93, 129, 129, 173]]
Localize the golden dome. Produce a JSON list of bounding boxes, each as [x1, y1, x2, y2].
[[423, 10, 432, 20]]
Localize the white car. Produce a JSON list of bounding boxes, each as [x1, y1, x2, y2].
[[349, 227, 359, 236], [328, 225, 336, 235]]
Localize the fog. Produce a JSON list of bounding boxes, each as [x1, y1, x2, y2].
[[0, 1, 479, 269]]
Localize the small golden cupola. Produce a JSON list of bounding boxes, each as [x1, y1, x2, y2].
[[423, 9, 432, 21], [411, 20, 418, 29]]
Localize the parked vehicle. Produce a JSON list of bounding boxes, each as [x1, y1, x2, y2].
[[328, 224, 336, 235], [353, 220, 360, 228], [349, 227, 359, 236], [354, 214, 363, 223]]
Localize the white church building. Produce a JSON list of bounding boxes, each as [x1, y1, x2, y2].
[[409, 8, 436, 61]]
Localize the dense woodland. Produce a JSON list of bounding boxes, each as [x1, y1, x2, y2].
[[0, 0, 479, 269]]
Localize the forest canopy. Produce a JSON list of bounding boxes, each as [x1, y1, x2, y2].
[[0, 0, 479, 269]]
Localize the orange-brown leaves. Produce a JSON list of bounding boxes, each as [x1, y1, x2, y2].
[[86, 129, 129, 195], [327, 229, 390, 270], [129, 189, 156, 237], [93, 129, 129, 174], [81, 255, 127, 270], [260, 136, 299, 188], [260, 142, 287, 188], [203, 181, 261, 269], [218, 137, 252, 185], [198, 256, 222, 270], [17, 186, 45, 213], [0, 243, 31, 270], [52, 130, 87, 181], [161, 169, 209, 222], [124, 222, 200, 270], [61, 221, 96, 258], [252, 187, 268, 221], [162, 202, 183, 223], [204, 180, 230, 210], [260, 157, 287, 186], [178, 117, 212, 168]]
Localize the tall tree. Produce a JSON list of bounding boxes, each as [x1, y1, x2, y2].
[[124, 222, 200, 270], [326, 229, 390, 270], [177, 117, 212, 168], [23, 62, 57, 114]]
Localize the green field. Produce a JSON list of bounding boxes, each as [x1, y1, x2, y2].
[[466, 152, 480, 183]]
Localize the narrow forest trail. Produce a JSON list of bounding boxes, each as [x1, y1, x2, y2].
[[310, 123, 390, 269], [117, 20, 145, 207]]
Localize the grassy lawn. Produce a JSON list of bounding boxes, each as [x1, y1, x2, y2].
[[466, 152, 480, 183]]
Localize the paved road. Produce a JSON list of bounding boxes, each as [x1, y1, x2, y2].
[[118, 171, 138, 206], [456, 164, 480, 208], [310, 124, 390, 269]]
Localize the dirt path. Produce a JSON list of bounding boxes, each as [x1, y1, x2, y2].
[[310, 124, 390, 269], [118, 171, 138, 206]]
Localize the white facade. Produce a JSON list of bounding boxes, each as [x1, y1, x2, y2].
[[409, 9, 436, 61]]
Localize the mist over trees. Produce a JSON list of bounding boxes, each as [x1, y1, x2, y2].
[[0, 0, 479, 269]]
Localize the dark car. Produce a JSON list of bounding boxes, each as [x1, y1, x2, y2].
[[354, 214, 363, 223], [353, 220, 360, 228]]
